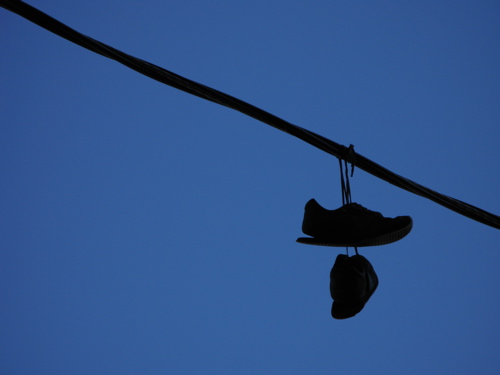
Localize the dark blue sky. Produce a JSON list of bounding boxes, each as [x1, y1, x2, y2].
[[1, 1, 499, 374]]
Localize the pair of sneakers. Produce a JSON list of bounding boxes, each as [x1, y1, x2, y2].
[[297, 199, 412, 318], [330, 254, 378, 319]]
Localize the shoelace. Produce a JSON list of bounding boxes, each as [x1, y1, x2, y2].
[[347, 203, 383, 217], [338, 145, 358, 255], [339, 144, 355, 206], [347, 203, 366, 211]]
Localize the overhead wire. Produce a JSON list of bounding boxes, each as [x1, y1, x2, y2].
[[1, 0, 499, 230]]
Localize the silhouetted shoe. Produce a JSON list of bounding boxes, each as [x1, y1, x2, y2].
[[330, 254, 378, 319], [296, 199, 412, 247]]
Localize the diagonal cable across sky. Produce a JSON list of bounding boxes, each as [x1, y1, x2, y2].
[[1, 0, 499, 229]]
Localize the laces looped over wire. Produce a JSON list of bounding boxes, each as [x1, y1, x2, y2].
[[339, 144, 356, 206], [338, 145, 358, 255]]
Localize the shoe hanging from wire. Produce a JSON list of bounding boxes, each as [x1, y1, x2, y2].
[[297, 145, 414, 249]]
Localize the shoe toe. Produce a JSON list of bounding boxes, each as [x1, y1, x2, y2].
[[331, 300, 364, 319]]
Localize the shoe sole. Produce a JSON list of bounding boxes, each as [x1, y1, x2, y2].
[[296, 219, 413, 247]]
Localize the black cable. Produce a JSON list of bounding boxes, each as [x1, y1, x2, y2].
[[1, 0, 499, 230]]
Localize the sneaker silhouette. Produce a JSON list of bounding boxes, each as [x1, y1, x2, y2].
[[330, 254, 379, 319], [297, 199, 413, 247]]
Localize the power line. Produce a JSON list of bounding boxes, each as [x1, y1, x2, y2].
[[1, 0, 499, 230]]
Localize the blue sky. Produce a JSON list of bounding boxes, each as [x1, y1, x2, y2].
[[1, 1, 499, 374]]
